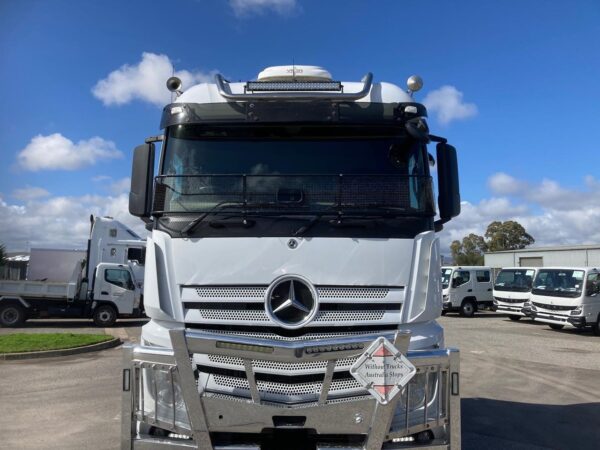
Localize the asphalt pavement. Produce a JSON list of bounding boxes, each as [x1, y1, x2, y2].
[[0, 313, 599, 449]]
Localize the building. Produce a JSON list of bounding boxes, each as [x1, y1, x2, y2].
[[484, 244, 600, 272], [0, 253, 29, 280]]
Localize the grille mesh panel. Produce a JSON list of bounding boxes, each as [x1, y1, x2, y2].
[[195, 287, 266, 298], [212, 374, 363, 395], [317, 287, 389, 298], [207, 354, 358, 371], [195, 309, 386, 322], [191, 328, 393, 342]]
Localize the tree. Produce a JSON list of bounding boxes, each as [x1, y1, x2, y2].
[[450, 233, 487, 265], [485, 220, 535, 252], [450, 220, 535, 265], [0, 243, 6, 267]]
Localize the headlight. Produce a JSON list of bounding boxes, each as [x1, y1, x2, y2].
[[141, 365, 191, 431], [570, 308, 583, 316], [443, 295, 449, 301], [407, 373, 436, 410]]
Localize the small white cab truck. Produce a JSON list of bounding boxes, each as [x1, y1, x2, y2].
[[492, 267, 537, 321], [122, 65, 462, 449], [0, 216, 146, 327], [526, 267, 600, 334], [441, 266, 493, 317]]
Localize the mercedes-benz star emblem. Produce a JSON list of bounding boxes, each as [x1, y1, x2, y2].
[[265, 276, 319, 329]]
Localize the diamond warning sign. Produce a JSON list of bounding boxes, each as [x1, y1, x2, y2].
[[349, 337, 416, 404]]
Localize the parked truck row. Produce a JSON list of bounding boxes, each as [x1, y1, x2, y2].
[[442, 264, 600, 335], [0, 216, 146, 327]]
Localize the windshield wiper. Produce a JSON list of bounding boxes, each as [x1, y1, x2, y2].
[[181, 201, 243, 235]]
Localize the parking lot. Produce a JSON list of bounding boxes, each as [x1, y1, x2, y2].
[[1, 313, 599, 450]]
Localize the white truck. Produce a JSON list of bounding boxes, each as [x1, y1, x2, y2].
[[0, 216, 146, 327], [526, 267, 600, 334], [492, 267, 537, 321], [122, 65, 462, 449], [441, 266, 493, 317]]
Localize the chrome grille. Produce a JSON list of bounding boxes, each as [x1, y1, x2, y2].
[[533, 301, 577, 311], [185, 284, 403, 404]]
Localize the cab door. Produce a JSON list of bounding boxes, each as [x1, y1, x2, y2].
[[94, 264, 136, 314], [475, 269, 493, 302], [451, 270, 472, 305]]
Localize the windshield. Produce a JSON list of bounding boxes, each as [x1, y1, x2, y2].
[[155, 125, 434, 216], [531, 269, 585, 298], [494, 269, 535, 292], [441, 268, 453, 289]]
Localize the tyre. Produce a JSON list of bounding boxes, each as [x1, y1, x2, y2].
[[509, 315, 521, 321], [93, 304, 117, 327], [0, 303, 26, 327], [549, 323, 564, 330], [459, 300, 476, 317], [592, 316, 600, 336], [441, 310, 448, 316]]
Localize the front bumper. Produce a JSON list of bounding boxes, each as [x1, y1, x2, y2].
[[496, 304, 526, 316], [122, 329, 460, 449]]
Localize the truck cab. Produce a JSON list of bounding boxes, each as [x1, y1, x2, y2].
[[441, 266, 493, 317], [123, 65, 462, 449], [527, 267, 600, 334], [492, 267, 537, 321], [91, 263, 142, 325]]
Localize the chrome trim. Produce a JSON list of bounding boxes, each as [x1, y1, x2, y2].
[[123, 330, 461, 450], [215, 73, 373, 101]]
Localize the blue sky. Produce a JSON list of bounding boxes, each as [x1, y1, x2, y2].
[[1, 0, 600, 250]]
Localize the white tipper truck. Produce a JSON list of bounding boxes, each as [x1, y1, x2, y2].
[[0, 216, 146, 327], [122, 66, 462, 449], [492, 267, 537, 321]]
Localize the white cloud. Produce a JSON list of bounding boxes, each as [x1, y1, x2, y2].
[[229, 0, 297, 16], [440, 174, 600, 252], [423, 85, 478, 125], [0, 193, 146, 251], [92, 52, 216, 106], [17, 133, 122, 171], [109, 177, 131, 195], [12, 186, 50, 201]]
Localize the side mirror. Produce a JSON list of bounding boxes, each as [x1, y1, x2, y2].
[[129, 143, 155, 219], [435, 143, 461, 231]]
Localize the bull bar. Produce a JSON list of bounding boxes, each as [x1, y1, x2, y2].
[[122, 329, 460, 450]]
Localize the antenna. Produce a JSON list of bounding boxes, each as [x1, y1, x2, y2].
[[171, 65, 175, 102]]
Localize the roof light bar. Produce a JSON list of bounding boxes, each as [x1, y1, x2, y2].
[[215, 73, 373, 101], [246, 81, 342, 92]]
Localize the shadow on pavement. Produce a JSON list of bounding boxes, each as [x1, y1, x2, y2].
[[463, 398, 600, 450]]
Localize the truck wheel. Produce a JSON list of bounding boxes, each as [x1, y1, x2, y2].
[[549, 324, 564, 330], [509, 315, 521, 321], [459, 300, 476, 318], [0, 303, 26, 327], [93, 305, 117, 327], [592, 316, 600, 336]]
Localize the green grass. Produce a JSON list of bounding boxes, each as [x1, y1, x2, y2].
[[0, 333, 113, 354]]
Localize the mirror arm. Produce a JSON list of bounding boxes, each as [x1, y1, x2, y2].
[[428, 134, 447, 144]]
